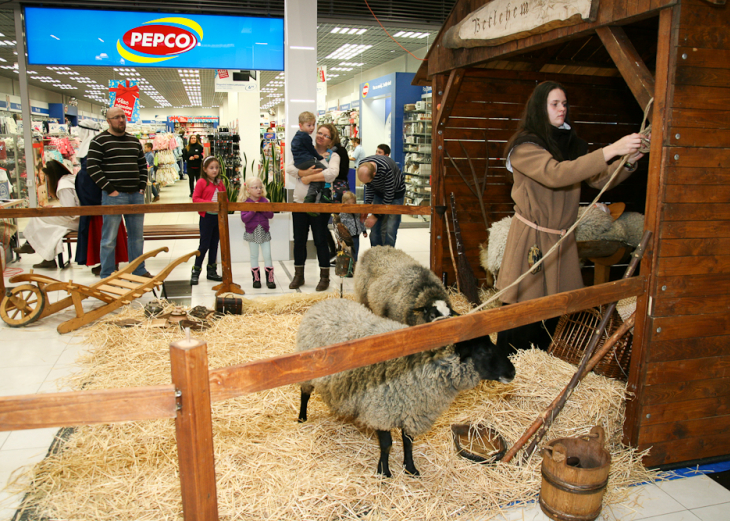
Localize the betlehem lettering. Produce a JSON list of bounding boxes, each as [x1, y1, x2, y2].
[[443, 0, 599, 49]]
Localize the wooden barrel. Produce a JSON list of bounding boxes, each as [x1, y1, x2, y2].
[[539, 426, 611, 521]]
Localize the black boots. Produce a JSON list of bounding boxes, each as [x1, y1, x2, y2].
[[192, 264, 222, 284], [191, 265, 201, 285], [207, 263, 223, 281], [251, 267, 261, 288], [316, 267, 330, 292], [265, 266, 276, 289], [289, 266, 305, 289]]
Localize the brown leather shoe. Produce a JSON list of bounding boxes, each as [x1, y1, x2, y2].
[[14, 241, 35, 254], [140, 271, 154, 278], [289, 266, 305, 289], [315, 267, 330, 292], [33, 259, 57, 269]]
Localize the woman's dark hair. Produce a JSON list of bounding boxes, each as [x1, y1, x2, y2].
[[42, 160, 71, 200], [504, 81, 581, 162]]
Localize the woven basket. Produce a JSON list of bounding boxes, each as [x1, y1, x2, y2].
[[548, 307, 632, 381]]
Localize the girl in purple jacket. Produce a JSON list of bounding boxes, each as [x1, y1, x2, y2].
[[241, 177, 276, 289]]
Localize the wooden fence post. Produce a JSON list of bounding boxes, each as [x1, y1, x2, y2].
[[213, 190, 244, 296], [170, 337, 219, 521]]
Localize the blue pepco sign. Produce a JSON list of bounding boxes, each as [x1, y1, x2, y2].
[[24, 7, 284, 70], [360, 73, 395, 100]]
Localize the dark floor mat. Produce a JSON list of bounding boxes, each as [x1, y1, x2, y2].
[[707, 469, 730, 491], [158, 280, 192, 306]]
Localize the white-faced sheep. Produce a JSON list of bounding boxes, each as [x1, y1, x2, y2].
[[296, 299, 516, 477], [354, 246, 455, 325]]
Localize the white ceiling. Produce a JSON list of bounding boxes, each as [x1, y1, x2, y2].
[[0, 10, 439, 115]]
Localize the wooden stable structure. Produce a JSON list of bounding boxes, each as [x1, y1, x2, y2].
[[415, 0, 730, 467]]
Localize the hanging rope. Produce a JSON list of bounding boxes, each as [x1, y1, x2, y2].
[[464, 98, 653, 316], [362, 0, 428, 61]]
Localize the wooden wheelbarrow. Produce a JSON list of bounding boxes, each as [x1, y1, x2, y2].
[[0, 247, 199, 334]]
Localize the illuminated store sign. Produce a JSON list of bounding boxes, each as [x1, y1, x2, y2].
[[24, 7, 284, 70]]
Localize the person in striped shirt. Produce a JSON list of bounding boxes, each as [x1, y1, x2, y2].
[[87, 106, 151, 279], [356, 154, 406, 248]]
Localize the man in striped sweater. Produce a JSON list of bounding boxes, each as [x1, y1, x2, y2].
[[87, 107, 151, 279], [356, 154, 406, 248]]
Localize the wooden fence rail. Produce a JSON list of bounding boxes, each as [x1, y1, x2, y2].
[[0, 276, 646, 520], [0, 276, 645, 431], [0, 201, 432, 219]]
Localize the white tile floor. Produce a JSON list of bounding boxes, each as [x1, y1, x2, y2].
[[2, 178, 729, 520]]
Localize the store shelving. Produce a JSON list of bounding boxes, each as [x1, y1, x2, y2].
[[403, 100, 432, 213]]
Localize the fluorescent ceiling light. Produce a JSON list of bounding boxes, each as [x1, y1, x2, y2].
[[357, 29, 367, 35], [418, 33, 430, 38], [330, 27, 341, 34], [290, 46, 315, 50], [347, 28, 358, 34], [393, 31, 405, 37], [324, 44, 371, 60]]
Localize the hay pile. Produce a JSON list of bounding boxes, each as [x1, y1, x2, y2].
[[12, 292, 662, 520]]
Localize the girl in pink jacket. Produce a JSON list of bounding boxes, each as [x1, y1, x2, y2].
[[191, 157, 226, 285]]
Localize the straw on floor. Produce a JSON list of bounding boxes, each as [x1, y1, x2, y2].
[[9, 292, 664, 521]]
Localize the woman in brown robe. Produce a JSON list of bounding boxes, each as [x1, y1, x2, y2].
[[496, 81, 648, 351]]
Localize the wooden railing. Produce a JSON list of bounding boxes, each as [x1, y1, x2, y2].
[[0, 276, 646, 520], [1, 195, 430, 295]]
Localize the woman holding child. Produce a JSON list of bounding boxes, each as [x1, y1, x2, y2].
[[285, 122, 341, 292]]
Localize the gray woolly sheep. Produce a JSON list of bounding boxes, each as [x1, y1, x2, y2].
[[296, 299, 516, 477], [354, 246, 454, 325]]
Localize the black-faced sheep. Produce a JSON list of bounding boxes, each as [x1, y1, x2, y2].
[[296, 299, 516, 477], [354, 246, 455, 325]]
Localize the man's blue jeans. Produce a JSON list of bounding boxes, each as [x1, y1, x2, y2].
[[369, 194, 403, 248], [101, 191, 146, 278]]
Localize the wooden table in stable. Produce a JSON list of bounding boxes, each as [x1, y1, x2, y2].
[[577, 240, 630, 286]]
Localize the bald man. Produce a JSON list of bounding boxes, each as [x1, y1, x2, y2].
[[357, 154, 405, 248], [87, 107, 151, 278]]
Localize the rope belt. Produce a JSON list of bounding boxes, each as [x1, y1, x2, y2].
[[514, 212, 567, 237]]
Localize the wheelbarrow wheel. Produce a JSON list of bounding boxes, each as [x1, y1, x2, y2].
[[1, 284, 46, 327]]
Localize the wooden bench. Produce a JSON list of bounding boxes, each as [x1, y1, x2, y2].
[[60, 225, 200, 268]]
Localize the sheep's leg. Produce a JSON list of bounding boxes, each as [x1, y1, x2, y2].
[[376, 430, 393, 477], [402, 430, 420, 476], [298, 388, 311, 423]]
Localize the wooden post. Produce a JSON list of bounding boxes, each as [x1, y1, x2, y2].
[[170, 337, 219, 521], [212, 191, 243, 296]]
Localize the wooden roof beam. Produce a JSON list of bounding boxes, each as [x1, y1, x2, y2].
[[596, 26, 655, 110], [434, 68, 465, 130]]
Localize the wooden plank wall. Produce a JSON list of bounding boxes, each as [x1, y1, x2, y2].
[[432, 68, 644, 285], [628, 0, 730, 467]]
